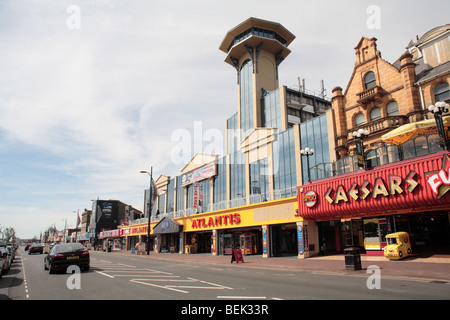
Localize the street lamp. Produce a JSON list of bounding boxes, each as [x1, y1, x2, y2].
[[300, 147, 314, 183], [353, 128, 369, 168], [73, 209, 79, 243], [428, 101, 450, 150], [140, 167, 153, 255]]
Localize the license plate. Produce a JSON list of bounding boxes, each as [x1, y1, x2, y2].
[[67, 256, 79, 260]]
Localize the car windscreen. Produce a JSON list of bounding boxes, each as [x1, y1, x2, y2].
[[55, 244, 85, 253]]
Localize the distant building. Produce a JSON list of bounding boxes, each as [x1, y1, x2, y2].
[[88, 200, 141, 245]]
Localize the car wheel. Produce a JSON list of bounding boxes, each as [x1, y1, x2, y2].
[[399, 251, 403, 258]]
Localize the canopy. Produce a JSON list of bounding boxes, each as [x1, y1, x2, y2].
[[381, 116, 450, 145], [152, 217, 181, 235]]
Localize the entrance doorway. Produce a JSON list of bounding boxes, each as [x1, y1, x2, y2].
[[318, 221, 341, 255], [271, 224, 297, 257]]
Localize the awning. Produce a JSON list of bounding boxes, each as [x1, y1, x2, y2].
[[381, 116, 450, 145], [152, 217, 182, 235]]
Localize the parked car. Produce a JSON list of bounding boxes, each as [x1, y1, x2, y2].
[[0, 247, 10, 276], [6, 245, 15, 262], [44, 243, 90, 274], [28, 243, 44, 254]]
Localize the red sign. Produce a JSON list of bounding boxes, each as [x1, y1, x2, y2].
[[191, 213, 241, 229], [232, 249, 244, 263], [297, 152, 450, 220], [303, 190, 318, 207], [425, 153, 450, 198]]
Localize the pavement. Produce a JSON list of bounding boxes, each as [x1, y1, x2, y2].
[[103, 249, 450, 283]]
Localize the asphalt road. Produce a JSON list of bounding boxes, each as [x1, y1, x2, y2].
[[2, 247, 450, 302]]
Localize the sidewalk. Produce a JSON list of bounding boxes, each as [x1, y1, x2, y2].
[[103, 249, 450, 283]]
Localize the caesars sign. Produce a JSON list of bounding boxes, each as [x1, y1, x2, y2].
[[301, 153, 450, 209]]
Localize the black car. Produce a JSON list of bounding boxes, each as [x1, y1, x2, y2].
[[28, 244, 44, 254], [44, 243, 90, 274]]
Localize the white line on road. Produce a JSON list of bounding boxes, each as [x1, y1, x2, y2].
[[95, 271, 115, 278]]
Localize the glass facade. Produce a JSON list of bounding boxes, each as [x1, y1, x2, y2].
[[166, 178, 175, 213], [175, 175, 184, 212], [230, 150, 246, 202], [273, 127, 297, 196], [249, 158, 269, 203], [300, 114, 330, 183], [213, 156, 227, 208], [157, 194, 165, 215], [240, 60, 254, 140], [262, 89, 281, 130], [227, 113, 238, 154]]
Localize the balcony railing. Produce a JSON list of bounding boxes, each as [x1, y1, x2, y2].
[[128, 186, 298, 224], [357, 86, 385, 104], [347, 115, 408, 141], [309, 133, 445, 183]]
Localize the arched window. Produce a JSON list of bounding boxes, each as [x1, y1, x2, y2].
[[434, 81, 450, 102], [386, 101, 399, 116], [370, 107, 381, 121], [355, 112, 366, 127], [364, 71, 376, 90]]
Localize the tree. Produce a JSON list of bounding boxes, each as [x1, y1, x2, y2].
[[3, 227, 16, 243]]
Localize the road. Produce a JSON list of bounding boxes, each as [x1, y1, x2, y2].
[[1, 247, 449, 303]]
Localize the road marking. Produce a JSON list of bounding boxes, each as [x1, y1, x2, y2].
[[95, 271, 115, 278], [217, 296, 267, 299], [92, 260, 233, 294], [130, 279, 190, 294]]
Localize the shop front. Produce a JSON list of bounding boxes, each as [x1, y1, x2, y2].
[[297, 152, 450, 256], [99, 229, 124, 251], [181, 197, 302, 258], [152, 217, 182, 253], [120, 224, 154, 252]]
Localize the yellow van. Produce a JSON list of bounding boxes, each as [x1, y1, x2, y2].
[[384, 232, 412, 260]]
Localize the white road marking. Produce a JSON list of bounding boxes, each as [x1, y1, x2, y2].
[[92, 260, 233, 294]]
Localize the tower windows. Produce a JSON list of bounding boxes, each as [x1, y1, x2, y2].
[[240, 59, 254, 140]]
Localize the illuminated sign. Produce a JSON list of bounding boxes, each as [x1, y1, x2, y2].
[[425, 153, 450, 199], [323, 171, 419, 205], [191, 213, 241, 229], [302, 190, 318, 207]]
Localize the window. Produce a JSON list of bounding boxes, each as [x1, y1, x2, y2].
[[355, 113, 366, 126], [434, 81, 450, 102], [364, 71, 376, 90], [240, 60, 254, 140], [386, 101, 399, 116], [370, 107, 381, 121]]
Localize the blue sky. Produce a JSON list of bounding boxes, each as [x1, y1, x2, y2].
[[0, 0, 448, 239]]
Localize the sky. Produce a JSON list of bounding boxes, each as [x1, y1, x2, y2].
[[0, 0, 448, 239]]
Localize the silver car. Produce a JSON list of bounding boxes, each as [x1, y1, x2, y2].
[[0, 247, 10, 276]]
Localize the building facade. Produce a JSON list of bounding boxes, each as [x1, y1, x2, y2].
[[120, 21, 450, 258], [296, 25, 450, 256], [120, 18, 334, 258]]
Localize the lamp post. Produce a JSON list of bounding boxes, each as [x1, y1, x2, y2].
[[428, 101, 450, 150], [353, 128, 369, 168], [73, 209, 79, 243], [300, 147, 314, 183], [140, 167, 153, 255]]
